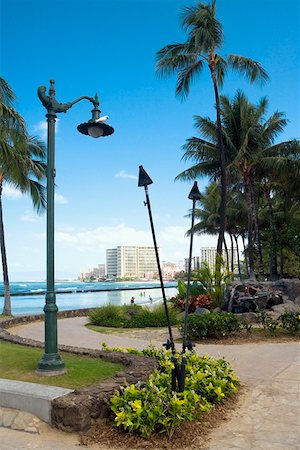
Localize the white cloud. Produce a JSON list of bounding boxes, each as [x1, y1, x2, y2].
[[115, 170, 138, 180], [55, 193, 68, 204], [33, 118, 59, 140], [2, 185, 22, 199], [20, 211, 37, 222]]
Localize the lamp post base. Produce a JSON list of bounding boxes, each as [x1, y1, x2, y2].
[[36, 353, 66, 376]]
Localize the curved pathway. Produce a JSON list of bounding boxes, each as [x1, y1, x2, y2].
[[5, 317, 300, 449]]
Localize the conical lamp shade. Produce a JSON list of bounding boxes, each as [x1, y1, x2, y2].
[[188, 181, 201, 200], [138, 165, 153, 187]]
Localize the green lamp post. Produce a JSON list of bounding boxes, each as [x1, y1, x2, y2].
[[36, 80, 114, 375]]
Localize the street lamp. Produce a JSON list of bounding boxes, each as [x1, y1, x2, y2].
[[36, 80, 114, 375]]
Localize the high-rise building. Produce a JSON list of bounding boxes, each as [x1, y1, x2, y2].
[[184, 256, 200, 273], [200, 247, 238, 272], [106, 248, 118, 278], [80, 263, 106, 280], [106, 246, 158, 279]]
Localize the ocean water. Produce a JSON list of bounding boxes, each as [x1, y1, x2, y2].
[[0, 281, 178, 316]]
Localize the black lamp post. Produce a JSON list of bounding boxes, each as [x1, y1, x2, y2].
[[36, 80, 114, 375]]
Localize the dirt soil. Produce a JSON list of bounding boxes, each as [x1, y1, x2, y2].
[[80, 389, 243, 450], [193, 330, 300, 345]]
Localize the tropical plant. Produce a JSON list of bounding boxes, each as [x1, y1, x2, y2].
[[192, 254, 233, 307], [89, 303, 178, 328], [108, 345, 238, 439], [0, 77, 46, 315], [181, 311, 242, 339], [176, 90, 300, 279], [156, 0, 268, 259]]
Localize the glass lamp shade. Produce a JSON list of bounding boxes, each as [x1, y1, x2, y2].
[[77, 121, 114, 138], [87, 125, 104, 138]]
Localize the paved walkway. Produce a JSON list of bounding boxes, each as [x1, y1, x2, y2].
[[2, 317, 300, 449]]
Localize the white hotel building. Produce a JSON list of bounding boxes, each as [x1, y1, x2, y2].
[[106, 246, 158, 279]]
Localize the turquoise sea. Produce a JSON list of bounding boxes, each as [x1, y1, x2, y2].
[[0, 281, 178, 316]]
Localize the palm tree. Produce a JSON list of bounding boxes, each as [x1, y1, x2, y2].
[[176, 90, 299, 280], [156, 0, 268, 258], [0, 77, 46, 315]]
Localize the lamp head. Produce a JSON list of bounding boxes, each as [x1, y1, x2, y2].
[[188, 181, 201, 201], [77, 121, 114, 138], [138, 165, 153, 187]]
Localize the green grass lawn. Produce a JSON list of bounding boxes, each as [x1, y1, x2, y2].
[[0, 340, 124, 389], [86, 323, 169, 334]]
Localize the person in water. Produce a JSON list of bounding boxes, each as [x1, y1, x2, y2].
[[130, 296, 135, 304]]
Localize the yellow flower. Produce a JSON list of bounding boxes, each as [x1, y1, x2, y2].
[[171, 396, 185, 407], [115, 411, 126, 426], [131, 399, 142, 411], [214, 386, 225, 399]]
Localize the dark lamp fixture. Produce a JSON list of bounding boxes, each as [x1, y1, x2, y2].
[[77, 121, 114, 138], [188, 181, 201, 200], [138, 165, 153, 187]]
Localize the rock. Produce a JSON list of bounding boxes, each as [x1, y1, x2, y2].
[[194, 307, 210, 315], [11, 413, 26, 430], [235, 312, 258, 324], [2, 410, 16, 427], [213, 307, 221, 313], [294, 297, 300, 307], [271, 301, 300, 314]]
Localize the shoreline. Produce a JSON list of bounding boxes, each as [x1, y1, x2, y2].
[[1, 284, 177, 298]]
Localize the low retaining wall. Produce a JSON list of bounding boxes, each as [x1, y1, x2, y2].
[[0, 310, 156, 432]]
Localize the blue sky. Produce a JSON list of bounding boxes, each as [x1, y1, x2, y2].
[[1, 0, 299, 280]]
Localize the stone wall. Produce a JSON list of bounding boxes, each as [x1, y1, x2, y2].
[[0, 311, 156, 432]]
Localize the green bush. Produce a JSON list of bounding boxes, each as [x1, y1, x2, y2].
[[108, 346, 238, 439], [181, 312, 242, 339], [127, 304, 177, 328], [278, 311, 300, 332], [256, 309, 300, 334], [89, 303, 177, 328], [89, 304, 127, 327]]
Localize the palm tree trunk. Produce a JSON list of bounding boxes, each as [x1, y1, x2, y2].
[[245, 181, 255, 280], [209, 64, 226, 260], [250, 183, 264, 279], [234, 234, 242, 280], [229, 232, 234, 273], [241, 234, 249, 277], [0, 178, 11, 315], [280, 247, 284, 277], [223, 236, 229, 269], [266, 192, 278, 280]]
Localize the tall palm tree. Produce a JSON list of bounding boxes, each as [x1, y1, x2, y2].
[[176, 90, 299, 280], [156, 0, 268, 258], [0, 77, 46, 315]]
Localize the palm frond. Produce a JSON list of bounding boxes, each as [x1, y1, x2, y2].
[[227, 54, 269, 84], [176, 59, 204, 98]]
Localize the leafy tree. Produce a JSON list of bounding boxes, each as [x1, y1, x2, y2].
[[0, 77, 46, 315], [156, 0, 268, 259], [176, 90, 299, 280]]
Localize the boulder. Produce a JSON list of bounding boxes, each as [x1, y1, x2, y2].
[[235, 312, 258, 324], [271, 301, 300, 314], [194, 307, 210, 315], [294, 297, 300, 307]]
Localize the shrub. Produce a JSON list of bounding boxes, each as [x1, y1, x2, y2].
[[170, 294, 212, 313], [181, 312, 242, 339], [256, 310, 300, 334], [89, 304, 127, 327], [89, 303, 177, 328], [278, 311, 300, 332], [127, 304, 177, 328], [108, 346, 238, 439]]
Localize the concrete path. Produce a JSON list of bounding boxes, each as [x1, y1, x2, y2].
[[3, 317, 300, 449]]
